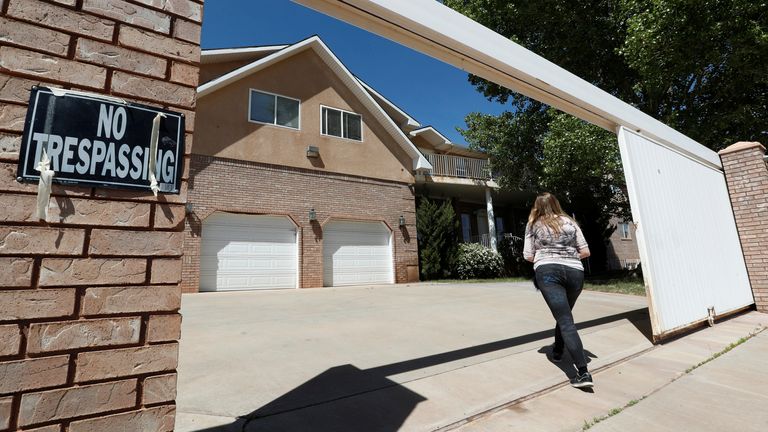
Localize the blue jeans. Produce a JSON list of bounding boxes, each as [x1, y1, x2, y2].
[[535, 264, 587, 368]]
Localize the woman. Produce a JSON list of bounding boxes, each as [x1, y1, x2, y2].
[[523, 192, 593, 388]]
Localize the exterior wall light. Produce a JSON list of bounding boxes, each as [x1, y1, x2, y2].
[[185, 203, 194, 215], [307, 145, 320, 158], [308, 208, 317, 222], [399, 215, 406, 227]]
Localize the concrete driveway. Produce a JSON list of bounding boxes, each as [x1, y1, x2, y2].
[[175, 282, 652, 431]]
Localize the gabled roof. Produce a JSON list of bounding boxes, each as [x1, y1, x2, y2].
[[356, 78, 421, 131], [198, 36, 432, 172], [410, 126, 487, 159]]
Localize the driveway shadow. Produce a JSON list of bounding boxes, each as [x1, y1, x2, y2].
[[190, 308, 650, 432]]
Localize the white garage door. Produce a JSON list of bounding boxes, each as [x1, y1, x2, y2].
[[323, 220, 394, 287], [200, 213, 298, 291]]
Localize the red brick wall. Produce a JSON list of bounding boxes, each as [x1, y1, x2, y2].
[[720, 142, 768, 312], [182, 154, 419, 292], [0, 1, 202, 430]]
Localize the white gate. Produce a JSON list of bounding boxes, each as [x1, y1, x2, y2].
[[618, 128, 754, 338], [294, 0, 756, 340]]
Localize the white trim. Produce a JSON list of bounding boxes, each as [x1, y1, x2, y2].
[[319, 104, 364, 142], [201, 45, 289, 64], [293, 0, 721, 170], [357, 79, 421, 130], [197, 36, 432, 172], [247, 88, 302, 130], [410, 126, 451, 146]]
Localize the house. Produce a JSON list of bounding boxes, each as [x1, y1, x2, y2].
[[181, 36, 528, 293], [606, 218, 641, 271]]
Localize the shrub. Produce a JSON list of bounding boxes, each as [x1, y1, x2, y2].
[[416, 198, 458, 280], [453, 243, 503, 279], [497, 235, 534, 277]]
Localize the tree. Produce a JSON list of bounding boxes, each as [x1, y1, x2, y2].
[[415, 198, 459, 279], [444, 0, 767, 271], [444, 0, 768, 149]]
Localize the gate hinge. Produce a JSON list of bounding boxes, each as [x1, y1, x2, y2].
[[707, 306, 716, 327]]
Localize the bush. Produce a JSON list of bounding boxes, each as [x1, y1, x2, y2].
[[416, 198, 458, 280], [453, 243, 503, 279], [497, 235, 534, 277]]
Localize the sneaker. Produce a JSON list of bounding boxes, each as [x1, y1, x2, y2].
[[570, 372, 594, 388]]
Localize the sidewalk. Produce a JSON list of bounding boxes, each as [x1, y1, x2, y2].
[[455, 312, 768, 432]]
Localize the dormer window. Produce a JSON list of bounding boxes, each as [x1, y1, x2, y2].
[[249, 89, 300, 129], [321, 106, 362, 141]]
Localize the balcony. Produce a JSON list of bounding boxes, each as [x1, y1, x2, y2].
[[424, 153, 491, 180]]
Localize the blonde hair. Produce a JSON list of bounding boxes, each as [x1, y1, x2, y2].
[[527, 192, 573, 234]]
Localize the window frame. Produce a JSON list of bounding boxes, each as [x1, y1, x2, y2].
[[619, 222, 632, 240], [320, 104, 364, 142], [247, 88, 301, 130]]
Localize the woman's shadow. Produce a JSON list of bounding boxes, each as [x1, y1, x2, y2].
[[537, 345, 598, 393]]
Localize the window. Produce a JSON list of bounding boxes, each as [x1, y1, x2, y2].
[[495, 217, 505, 235], [321, 106, 362, 141], [461, 213, 472, 242], [619, 222, 631, 240], [249, 89, 299, 129]]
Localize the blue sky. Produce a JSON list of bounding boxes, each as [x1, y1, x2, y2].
[[200, 0, 509, 145]]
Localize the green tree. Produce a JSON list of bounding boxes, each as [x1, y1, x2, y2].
[[445, 0, 768, 148], [444, 0, 767, 270], [416, 198, 459, 279]]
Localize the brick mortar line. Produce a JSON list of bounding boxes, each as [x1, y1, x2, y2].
[[2, 281, 181, 291], [7, 393, 20, 431], [0, 221, 185, 232], [25, 339, 149, 360], [192, 154, 414, 188], [0, 69, 104, 94], [113, 23, 201, 66], [0, 189, 187, 205], [17, 401, 176, 430], [122, 0, 202, 21]]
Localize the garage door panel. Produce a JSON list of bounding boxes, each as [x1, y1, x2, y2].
[[201, 213, 298, 291], [323, 220, 394, 287]]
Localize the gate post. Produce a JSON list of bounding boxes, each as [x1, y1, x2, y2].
[[0, 1, 202, 430], [720, 142, 768, 312]]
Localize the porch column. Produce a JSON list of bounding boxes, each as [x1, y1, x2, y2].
[[486, 187, 497, 251]]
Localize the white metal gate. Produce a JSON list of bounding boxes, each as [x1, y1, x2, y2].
[[295, 0, 757, 340], [618, 128, 754, 338]]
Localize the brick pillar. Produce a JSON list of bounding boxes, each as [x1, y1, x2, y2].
[[719, 142, 768, 312], [0, 1, 202, 430]]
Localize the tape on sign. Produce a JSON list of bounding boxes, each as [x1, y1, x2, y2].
[[148, 112, 167, 197], [35, 148, 55, 220]]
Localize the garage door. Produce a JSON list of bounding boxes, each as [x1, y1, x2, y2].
[[200, 213, 298, 291], [323, 220, 394, 287]]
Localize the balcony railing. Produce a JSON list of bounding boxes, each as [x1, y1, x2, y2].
[[467, 233, 523, 249], [424, 153, 491, 179]]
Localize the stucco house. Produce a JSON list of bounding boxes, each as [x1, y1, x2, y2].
[[182, 36, 528, 292]]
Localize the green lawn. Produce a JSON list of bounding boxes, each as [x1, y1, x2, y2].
[[433, 277, 529, 284], [583, 279, 646, 296], [434, 276, 646, 296]]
